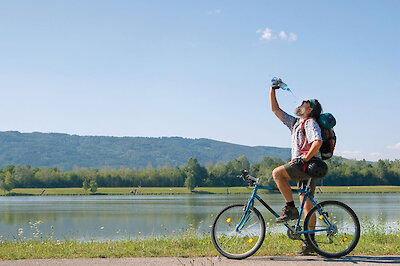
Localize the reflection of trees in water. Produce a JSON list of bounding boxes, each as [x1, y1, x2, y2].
[[0, 209, 57, 225]]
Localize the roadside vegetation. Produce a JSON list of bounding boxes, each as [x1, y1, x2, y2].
[[0, 220, 399, 259], [0, 156, 399, 194]]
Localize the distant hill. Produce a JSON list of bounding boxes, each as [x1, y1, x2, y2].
[[0, 131, 291, 170]]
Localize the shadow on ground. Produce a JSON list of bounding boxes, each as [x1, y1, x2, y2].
[[249, 256, 400, 264]]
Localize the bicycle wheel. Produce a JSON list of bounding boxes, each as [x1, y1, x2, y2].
[[304, 200, 360, 258], [211, 203, 265, 259]]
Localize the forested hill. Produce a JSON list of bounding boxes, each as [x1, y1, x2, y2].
[[0, 131, 290, 170]]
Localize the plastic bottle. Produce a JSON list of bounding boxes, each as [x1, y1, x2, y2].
[[271, 77, 291, 91]]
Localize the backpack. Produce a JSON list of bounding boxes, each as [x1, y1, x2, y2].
[[301, 113, 336, 160]]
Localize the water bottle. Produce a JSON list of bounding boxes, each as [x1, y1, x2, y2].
[[271, 77, 291, 91]]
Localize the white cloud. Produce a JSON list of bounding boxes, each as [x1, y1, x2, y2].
[[369, 152, 383, 157], [341, 150, 362, 157], [207, 9, 221, 15], [336, 150, 390, 161], [257, 27, 297, 42], [288, 32, 297, 41], [257, 27, 274, 40], [387, 142, 400, 150], [279, 31, 288, 40]]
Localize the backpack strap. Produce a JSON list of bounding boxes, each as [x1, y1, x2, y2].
[[300, 118, 311, 158], [301, 117, 311, 133]]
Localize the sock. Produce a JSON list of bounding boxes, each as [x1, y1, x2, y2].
[[286, 201, 295, 208]]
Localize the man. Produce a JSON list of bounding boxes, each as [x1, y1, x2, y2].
[[269, 83, 323, 255]]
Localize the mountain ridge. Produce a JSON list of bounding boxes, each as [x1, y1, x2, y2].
[[0, 131, 291, 170]]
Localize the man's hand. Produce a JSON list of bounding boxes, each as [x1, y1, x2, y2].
[[271, 84, 280, 90], [290, 157, 307, 172], [303, 140, 323, 162]]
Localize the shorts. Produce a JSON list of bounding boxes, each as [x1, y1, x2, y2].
[[283, 162, 316, 196]]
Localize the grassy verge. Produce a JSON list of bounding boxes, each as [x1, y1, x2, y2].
[[1, 186, 400, 196], [1, 231, 399, 260], [1, 218, 399, 259]]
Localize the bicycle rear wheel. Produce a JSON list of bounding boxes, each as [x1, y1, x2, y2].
[[211, 203, 265, 259], [304, 200, 360, 258]]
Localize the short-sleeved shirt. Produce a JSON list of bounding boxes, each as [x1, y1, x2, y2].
[[281, 111, 322, 160]]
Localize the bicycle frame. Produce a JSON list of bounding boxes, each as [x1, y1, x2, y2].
[[236, 176, 334, 236]]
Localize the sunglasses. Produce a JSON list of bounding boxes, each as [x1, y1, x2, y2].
[[302, 100, 316, 109]]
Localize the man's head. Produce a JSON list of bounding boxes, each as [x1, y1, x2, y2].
[[295, 99, 322, 119]]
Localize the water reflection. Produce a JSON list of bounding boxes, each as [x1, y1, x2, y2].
[[0, 193, 399, 241]]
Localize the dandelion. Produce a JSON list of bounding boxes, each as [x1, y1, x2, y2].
[[18, 228, 23, 236], [100, 226, 104, 230]]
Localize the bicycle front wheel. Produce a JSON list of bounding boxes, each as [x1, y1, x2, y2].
[[211, 203, 265, 259], [304, 200, 360, 258]]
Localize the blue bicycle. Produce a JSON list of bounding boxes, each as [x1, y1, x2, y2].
[[211, 170, 360, 259]]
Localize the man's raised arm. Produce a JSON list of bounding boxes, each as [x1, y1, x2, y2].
[[270, 86, 284, 122]]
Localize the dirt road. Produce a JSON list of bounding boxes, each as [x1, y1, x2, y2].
[[1, 256, 399, 266]]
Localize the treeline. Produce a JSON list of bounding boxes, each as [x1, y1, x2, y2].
[[0, 156, 399, 192]]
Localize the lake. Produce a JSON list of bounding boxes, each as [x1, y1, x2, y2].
[[1, 193, 399, 242]]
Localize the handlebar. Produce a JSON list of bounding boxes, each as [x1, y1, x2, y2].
[[239, 170, 298, 193], [239, 170, 259, 185]]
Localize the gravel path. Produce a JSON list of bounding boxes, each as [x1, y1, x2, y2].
[[1, 256, 399, 266]]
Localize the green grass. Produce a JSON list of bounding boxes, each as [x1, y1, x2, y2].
[[1, 186, 400, 196], [0, 231, 399, 260], [1, 216, 399, 259]]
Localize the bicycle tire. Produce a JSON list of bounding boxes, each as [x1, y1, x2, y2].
[[304, 200, 360, 258], [211, 203, 265, 259]]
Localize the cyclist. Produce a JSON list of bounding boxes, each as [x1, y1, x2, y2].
[[269, 83, 323, 255]]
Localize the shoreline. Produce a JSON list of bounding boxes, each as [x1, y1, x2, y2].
[[1, 186, 400, 196]]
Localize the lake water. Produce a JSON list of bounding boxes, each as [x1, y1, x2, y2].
[[1, 193, 399, 242]]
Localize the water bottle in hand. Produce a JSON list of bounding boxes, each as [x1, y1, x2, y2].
[[271, 77, 290, 91]]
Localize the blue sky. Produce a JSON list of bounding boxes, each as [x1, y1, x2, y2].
[[0, 0, 399, 161]]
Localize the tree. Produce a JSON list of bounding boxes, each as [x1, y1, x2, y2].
[[184, 172, 196, 191], [89, 180, 98, 193], [232, 155, 250, 172], [13, 165, 33, 188], [0, 172, 14, 192], [183, 157, 208, 187], [375, 160, 389, 180], [82, 179, 90, 192]]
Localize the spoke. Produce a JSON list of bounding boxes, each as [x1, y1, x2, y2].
[[242, 221, 260, 231]]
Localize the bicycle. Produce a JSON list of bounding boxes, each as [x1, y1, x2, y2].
[[211, 170, 360, 259]]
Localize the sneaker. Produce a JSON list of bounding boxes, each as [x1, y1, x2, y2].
[[275, 205, 299, 223], [295, 242, 315, 256]]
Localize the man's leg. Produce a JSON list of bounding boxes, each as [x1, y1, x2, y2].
[[299, 193, 316, 229], [297, 187, 317, 255], [272, 165, 299, 222], [272, 165, 293, 202]]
